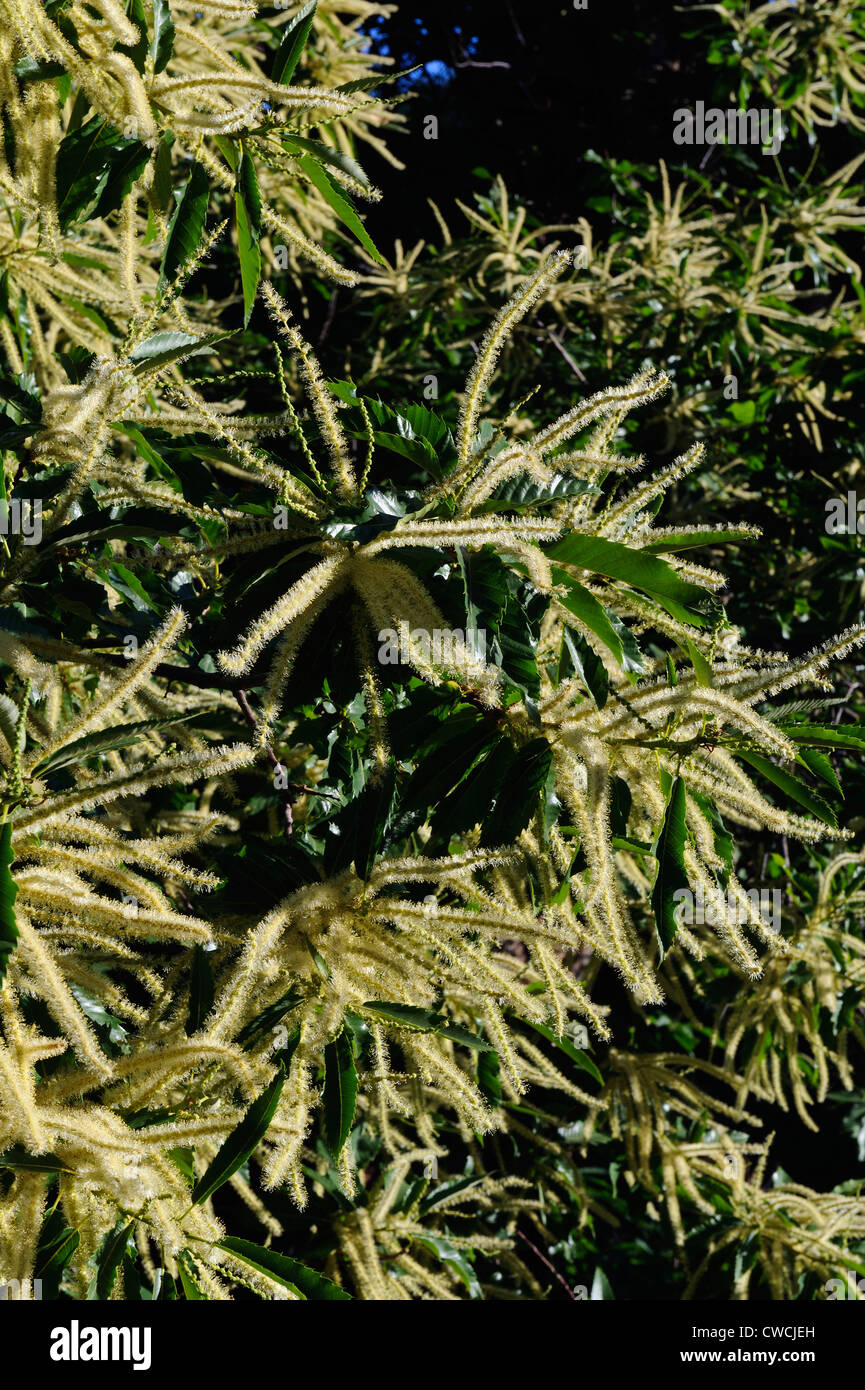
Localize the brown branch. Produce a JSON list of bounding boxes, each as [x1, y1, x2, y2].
[[517, 1230, 578, 1300]]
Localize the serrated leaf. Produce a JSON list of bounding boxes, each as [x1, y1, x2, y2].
[[414, 1234, 482, 1298], [362, 1002, 494, 1050], [271, 0, 317, 85], [686, 637, 714, 688], [298, 155, 386, 265], [282, 133, 369, 190], [185, 943, 215, 1036], [480, 738, 552, 847], [651, 775, 690, 961], [0, 1146, 72, 1173], [159, 161, 209, 289], [798, 747, 842, 794], [0, 820, 19, 987], [548, 535, 721, 629], [56, 118, 150, 231], [93, 1220, 135, 1300], [235, 142, 262, 327], [129, 330, 225, 374], [236, 990, 304, 1052], [562, 628, 609, 707], [735, 749, 838, 828], [215, 1236, 350, 1299], [150, 0, 175, 73], [323, 1026, 357, 1159], [191, 1064, 285, 1205], [521, 1019, 603, 1085], [776, 723, 865, 752], [33, 716, 196, 777]]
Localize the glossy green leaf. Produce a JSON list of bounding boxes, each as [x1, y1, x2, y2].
[[548, 535, 721, 629], [362, 1002, 494, 1050], [185, 943, 215, 1036], [735, 749, 837, 828], [93, 1220, 135, 1299], [191, 1063, 285, 1204], [216, 1236, 351, 1299], [129, 330, 225, 373], [298, 155, 386, 265], [271, 0, 317, 85], [651, 775, 690, 961], [0, 820, 19, 987], [235, 143, 262, 327], [322, 1026, 357, 1158], [159, 161, 210, 289], [480, 738, 552, 847], [150, 0, 175, 73]]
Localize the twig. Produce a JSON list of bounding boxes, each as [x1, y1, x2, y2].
[[517, 1229, 578, 1300], [547, 328, 587, 383]]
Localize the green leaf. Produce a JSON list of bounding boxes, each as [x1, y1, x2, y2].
[[236, 990, 304, 1052], [562, 628, 609, 708], [480, 738, 552, 847], [798, 747, 841, 795], [191, 1064, 285, 1204], [548, 535, 721, 629], [298, 155, 386, 265], [129, 330, 225, 374], [692, 792, 732, 890], [13, 58, 65, 83], [686, 637, 714, 688], [322, 1026, 357, 1159], [651, 775, 690, 961], [0, 820, 19, 987], [0, 1146, 72, 1173], [553, 572, 627, 666], [776, 724, 865, 752], [342, 761, 400, 878], [271, 0, 317, 85], [120, 0, 148, 73], [159, 161, 210, 289], [282, 133, 369, 191], [591, 1265, 614, 1300], [362, 1002, 494, 1050], [93, 1220, 135, 1299], [420, 1174, 487, 1214], [235, 142, 262, 327], [521, 1019, 603, 1085], [185, 943, 215, 1036], [36, 1210, 80, 1299], [414, 1234, 482, 1298], [150, 0, 175, 74], [735, 749, 837, 829], [401, 721, 500, 817], [215, 1236, 351, 1299], [33, 717, 196, 776], [476, 1048, 502, 1108], [56, 118, 150, 231]]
